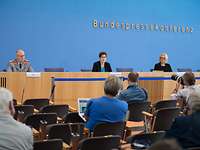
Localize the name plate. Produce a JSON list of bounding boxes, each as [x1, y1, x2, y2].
[[26, 72, 41, 78]]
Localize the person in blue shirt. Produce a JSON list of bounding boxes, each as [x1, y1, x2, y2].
[[85, 76, 128, 131], [117, 72, 148, 103]]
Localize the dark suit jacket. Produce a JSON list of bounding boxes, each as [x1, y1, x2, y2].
[[165, 112, 200, 148], [92, 61, 112, 72], [154, 63, 172, 72]]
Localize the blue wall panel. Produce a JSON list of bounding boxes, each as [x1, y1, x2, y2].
[[0, 0, 199, 71]]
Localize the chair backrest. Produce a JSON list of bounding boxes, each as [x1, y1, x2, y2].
[[48, 123, 85, 145], [93, 122, 125, 138], [128, 101, 151, 121], [127, 131, 165, 149], [152, 107, 180, 131], [40, 104, 69, 119], [177, 68, 192, 72], [78, 135, 121, 150], [34, 139, 63, 150], [24, 113, 57, 131], [23, 98, 49, 110], [44, 68, 64, 72], [13, 99, 17, 106], [14, 105, 34, 121], [80, 69, 92, 72], [154, 100, 177, 111], [188, 147, 200, 150], [64, 112, 85, 123], [116, 68, 133, 72]]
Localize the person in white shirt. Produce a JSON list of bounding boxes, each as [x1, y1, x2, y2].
[[171, 72, 200, 109], [0, 88, 33, 150]]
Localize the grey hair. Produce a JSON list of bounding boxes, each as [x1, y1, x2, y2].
[[160, 52, 168, 62], [188, 88, 200, 113], [0, 88, 13, 113], [16, 49, 24, 54], [104, 76, 123, 96]]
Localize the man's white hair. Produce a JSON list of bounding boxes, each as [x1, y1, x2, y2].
[[16, 49, 25, 55], [0, 88, 13, 113]]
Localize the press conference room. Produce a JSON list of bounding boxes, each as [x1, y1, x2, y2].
[[0, 0, 200, 150]]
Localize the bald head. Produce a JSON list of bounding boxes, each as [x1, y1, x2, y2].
[[16, 49, 25, 62], [0, 88, 14, 115]]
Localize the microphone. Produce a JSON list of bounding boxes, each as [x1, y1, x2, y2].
[[49, 77, 56, 104], [21, 75, 27, 104], [19, 63, 22, 69]]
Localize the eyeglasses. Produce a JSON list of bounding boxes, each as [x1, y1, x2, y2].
[[17, 55, 24, 57], [160, 57, 166, 59]]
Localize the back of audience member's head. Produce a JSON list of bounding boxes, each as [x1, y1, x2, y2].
[[128, 72, 139, 83], [104, 76, 122, 97], [148, 139, 182, 150], [188, 88, 200, 114], [0, 88, 15, 115], [183, 72, 196, 86]]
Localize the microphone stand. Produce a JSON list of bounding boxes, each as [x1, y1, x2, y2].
[[49, 77, 56, 104]]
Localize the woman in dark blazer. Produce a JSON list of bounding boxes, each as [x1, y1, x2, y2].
[[92, 51, 112, 72], [154, 53, 172, 72]]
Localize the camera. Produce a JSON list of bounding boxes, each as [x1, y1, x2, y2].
[[171, 74, 184, 85]]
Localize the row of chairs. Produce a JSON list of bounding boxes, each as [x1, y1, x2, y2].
[[34, 136, 122, 150], [13, 98, 180, 149]]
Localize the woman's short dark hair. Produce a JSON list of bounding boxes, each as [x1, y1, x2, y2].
[[99, 51, 107, 58], [104, 76, 122, 96]]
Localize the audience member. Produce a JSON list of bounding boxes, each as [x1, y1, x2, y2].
[[117, 72, 148, 103], [85, 76, 128, 131], [0, 88, 33, 150], [171, 72, 200, 109], [166, 89, 200, 148]]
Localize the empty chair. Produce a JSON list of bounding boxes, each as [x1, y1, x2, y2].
[[44, 68, 64, 72], [80, 69, 92, 72], [24, 113, 57, 131], [153, 100, 177, 111], [48, 123, 85, 145], [116, 68, 133, 72], [39, 104, 69, 119], [78, 135, 121, 150], [14, 105, 34, 122], [64, 112, 85, 123], [93, 122, 125, 138], [33, 139, 63, 150], [177, 68, 192, 72], [128, 101, 151, 122], [23, 98, 49, 110], [127, 131, 165, 149], [143, 107, 180, 132]]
